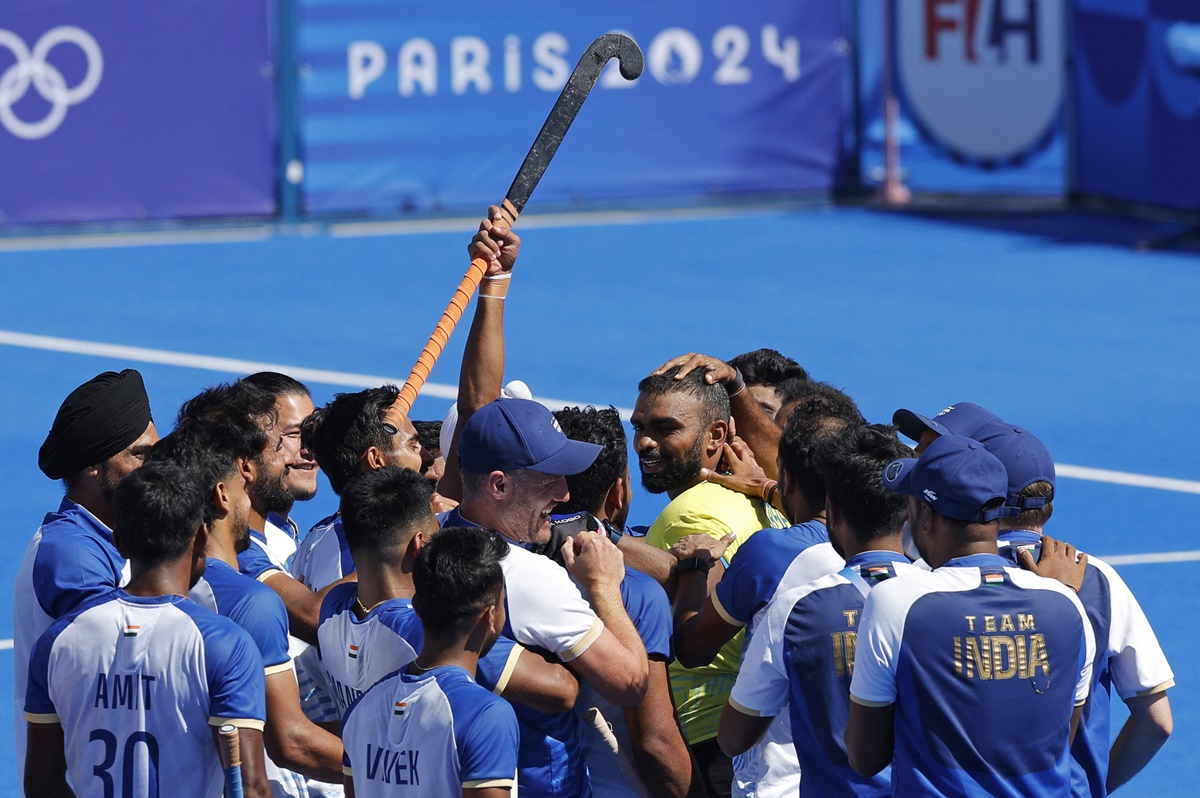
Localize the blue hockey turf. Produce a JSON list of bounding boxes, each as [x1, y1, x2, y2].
[[1, 203, 1197, 795]]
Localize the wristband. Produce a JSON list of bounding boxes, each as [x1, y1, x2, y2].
[[676, 556, 713, 576], [725, 368, 746, 398], [480, 272, 511, 299], [602, 520, 623, 547], [761, 480, 779, 504]]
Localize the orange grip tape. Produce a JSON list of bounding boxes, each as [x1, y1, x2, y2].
[[383, 256, 489, 428]]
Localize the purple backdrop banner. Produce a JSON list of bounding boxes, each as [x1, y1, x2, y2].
[[0, 1, 277, 225]]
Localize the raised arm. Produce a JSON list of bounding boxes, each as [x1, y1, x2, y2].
[[439, 207, 520, 501]]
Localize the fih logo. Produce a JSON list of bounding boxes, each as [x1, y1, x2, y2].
[[0, 26, 103, 140], [896, 0, 1063, 164]]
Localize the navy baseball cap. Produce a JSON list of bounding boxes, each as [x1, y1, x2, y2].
[[893, 402, 1002, 444], [882, 433, 1016, 523], [971, 421, 1056, 510], [459, 398, 601, 476]]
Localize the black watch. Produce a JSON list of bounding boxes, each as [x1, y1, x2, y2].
[[676, 556, 713, 576], [601, 519, 623, 546]]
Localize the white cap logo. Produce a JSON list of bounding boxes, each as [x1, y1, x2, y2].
[[923, 488, 938, 502]]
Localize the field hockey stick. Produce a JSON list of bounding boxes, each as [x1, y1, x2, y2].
[[218, 723, 244, 798], [381, 33, 643, 432]]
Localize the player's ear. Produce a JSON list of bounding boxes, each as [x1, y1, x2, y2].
[[706, 418, 730, 455], [213, 480, 231, 517], [240, 456, 257, 486], [604, 477, 625, 518], [486, 470, 508, 500], [361, 446, 387, 472]]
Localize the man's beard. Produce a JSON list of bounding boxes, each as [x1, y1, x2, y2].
[[640, 436, 705, 495], [252, 459, 294, 516]]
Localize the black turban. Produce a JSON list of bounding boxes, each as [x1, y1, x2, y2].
[[38, 370, 152, 480]]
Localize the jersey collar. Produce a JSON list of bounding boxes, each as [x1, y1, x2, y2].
[[939, 553, 1011, 569], [844, 550, 910, 570]]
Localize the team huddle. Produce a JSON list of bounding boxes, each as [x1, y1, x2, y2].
[[15, 212, 1175, 798]]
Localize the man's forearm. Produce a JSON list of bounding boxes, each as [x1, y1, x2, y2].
[[1108, 692, 1173, 793], [590, 583, 646, 666]]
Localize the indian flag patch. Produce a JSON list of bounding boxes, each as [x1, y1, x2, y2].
[[393, 702, 407, 717], [123, 625, 140, 638], [348, 644, 360, 660], [866, 566, 891, 580], [984, 573, 1004, 586]]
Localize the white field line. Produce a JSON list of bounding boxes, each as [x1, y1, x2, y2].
[[0, 204, 804, 253], [0, 330, 632, 414], [2, 330, 1197, 493], [0, 227, 273, 253]]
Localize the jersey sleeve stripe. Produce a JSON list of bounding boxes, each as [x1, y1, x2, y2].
[[728, 696, 773, 718], [343, 767, 353, 777], [559, 618, 604, 663], [492, 644, 524, 695], [208, 717, 266, 731], [24, 712, 59, 724], [264, 662, 294, 677], [849, 694, 894, 708], [257, 568, 286, 584], [1136, 679, 1176, 697], [464, 778, 516, 788], [711, 592, 745, 628]]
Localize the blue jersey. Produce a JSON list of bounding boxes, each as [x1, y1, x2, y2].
[[850, 554, 1095, 797], [317, 583, 423, 718], [293, 513, 355, 591], [25, 590, 266, 798], [580, 565, 672, 798], [13, 498, 130, 794], [732, 551, 920, 797], [712, 520, 843, 798], [190, 558, 293, 675], [998, 531, 1174, 798], [342, 665, 518, 797]]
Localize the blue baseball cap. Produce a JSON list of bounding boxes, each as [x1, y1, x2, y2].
[[893, 401, 1002, 444], [459, 398, 601, 476], [971, 421, 1056, 510], [882, 433, 1016, 523]]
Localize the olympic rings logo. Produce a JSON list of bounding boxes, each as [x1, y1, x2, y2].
[[0, 27, 103, 140]]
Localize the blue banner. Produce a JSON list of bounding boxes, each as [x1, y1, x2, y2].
[[1073, 0, 1200, 210], [0, 1, 277, 225], [297, 1, 848, 215]]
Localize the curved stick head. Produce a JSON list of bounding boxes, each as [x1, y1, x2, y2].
[[585, 32, 644, 82]]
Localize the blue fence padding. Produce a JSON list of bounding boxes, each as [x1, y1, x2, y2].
[[1072, 0, 1200, 210], [295, 0, 849, 215], [0, 1, 278, 225]]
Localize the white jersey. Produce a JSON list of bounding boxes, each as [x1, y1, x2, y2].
[[318, 584, 422, 719], [13, 499, 131, 797], [341, 666, 518, 797], [25, 590, 266, 798], [292, 514, 353, 592]]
